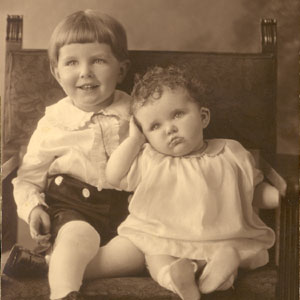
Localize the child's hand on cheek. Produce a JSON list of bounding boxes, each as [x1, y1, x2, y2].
[[129, 117, 146, 145]]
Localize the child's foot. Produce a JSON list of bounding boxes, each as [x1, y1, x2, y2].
[[169, 258, 201, 300], [54, 291, 107, 300], [54, 291, 85, 300], [198, 247, 239, 293], [216, 270, 237, 291], [3, 244, 48, 278]]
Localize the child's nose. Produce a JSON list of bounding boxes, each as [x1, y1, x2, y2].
[[80, 63, 93, 78], [166, 123, 178, 135]]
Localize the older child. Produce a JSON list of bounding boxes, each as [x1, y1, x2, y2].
[[4, 9, 144, 300], [106, 64, 277, 300]]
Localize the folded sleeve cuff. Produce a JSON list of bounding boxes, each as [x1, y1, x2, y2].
[[16, 191, 48, 223]]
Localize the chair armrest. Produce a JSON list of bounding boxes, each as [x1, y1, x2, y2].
[[267, 154, 299, 300], [250, 149, 286, 210], [250, 149, 287, 197], [258, 156, 287, 198]]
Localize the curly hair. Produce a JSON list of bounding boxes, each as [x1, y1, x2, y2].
[[131, 63, 207, 115]]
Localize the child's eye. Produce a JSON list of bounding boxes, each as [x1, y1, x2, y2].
[[150, 123, 160, 131], [94, 58, 106, 64], [174, 111, 184, 119], [65, 60, 77, 66]]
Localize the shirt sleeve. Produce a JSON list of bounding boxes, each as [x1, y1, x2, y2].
[[12, 117, 57, 223]]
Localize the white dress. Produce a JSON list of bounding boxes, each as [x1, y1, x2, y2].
[[118, 139, 275, 269]]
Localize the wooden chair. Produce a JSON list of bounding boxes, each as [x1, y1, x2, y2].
[[2, 19, 299, 300]]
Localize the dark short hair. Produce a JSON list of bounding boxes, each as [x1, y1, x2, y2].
[[48, 9, 128, 71], [131, 64, 207, 115]]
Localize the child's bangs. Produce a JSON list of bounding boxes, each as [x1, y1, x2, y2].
[[63, 20, 111, 45], [49, 10, 128, 66]]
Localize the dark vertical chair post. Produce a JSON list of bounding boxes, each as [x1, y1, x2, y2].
[[261, 19, 277, 54], [2, 15, 24, 253], [261, 18, 299, 300], [5, 15, 23, 52], [277, 158, 299, 300]]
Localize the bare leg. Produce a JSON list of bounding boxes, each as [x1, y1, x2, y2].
[[198, 247, 240, 294], [83, 236, 145, 280]]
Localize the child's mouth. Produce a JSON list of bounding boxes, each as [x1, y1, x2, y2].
[[169, 137, 184, 147], [78, 84, 99, 91]]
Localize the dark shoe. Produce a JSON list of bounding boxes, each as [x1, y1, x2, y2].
[[3, 244, 48, 278], [55, 291, 86, 300]]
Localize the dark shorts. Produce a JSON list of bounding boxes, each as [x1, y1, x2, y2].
[[45, 174, 131, 246]]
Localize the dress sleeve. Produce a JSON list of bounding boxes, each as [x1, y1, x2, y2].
[[252, 157, 264, 186], [12, 117, 57, 223], [227, 139, 264, 187]]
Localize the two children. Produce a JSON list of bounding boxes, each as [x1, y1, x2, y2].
[[4, 9, 278, 300], [5, 9, 144, 300], [106, 64, 276, 300]]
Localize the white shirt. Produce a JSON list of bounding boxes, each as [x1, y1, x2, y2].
[[118, 139, 275, 269], [13, 90, 131, 223]]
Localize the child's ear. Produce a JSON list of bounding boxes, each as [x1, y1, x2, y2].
[[117, 59, 131, 84], [201, 107, 210, 128], [51, 65, 61, 84]]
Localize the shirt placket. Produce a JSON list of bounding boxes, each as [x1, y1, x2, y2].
[[91, 113, 120, 190]]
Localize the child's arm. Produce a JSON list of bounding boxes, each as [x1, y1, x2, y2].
[[233, 140, 280, 209], [106, 117, 146, 187], [12, 118, 55, 246], [253, 181, 280, 209]]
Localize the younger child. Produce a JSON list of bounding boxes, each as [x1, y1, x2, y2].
[[106, 64, 276, 300], [4, 9, 144, 300]]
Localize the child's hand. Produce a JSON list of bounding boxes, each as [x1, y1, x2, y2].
[[29, 205, 51, 247], [129, 117, 146, 145]]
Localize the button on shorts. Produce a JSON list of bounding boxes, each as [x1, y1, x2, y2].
[[45, 174, 131, 245]]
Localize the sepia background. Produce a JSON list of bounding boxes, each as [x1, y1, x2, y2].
[[1, 0, 299, 248]]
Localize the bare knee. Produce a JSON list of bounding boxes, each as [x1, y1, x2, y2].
[[54, 221, 100, 248], [84, 236, 145, 279]]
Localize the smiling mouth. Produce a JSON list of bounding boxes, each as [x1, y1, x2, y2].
[[169, 137, 184, 147], [78, 84, 99, 91]]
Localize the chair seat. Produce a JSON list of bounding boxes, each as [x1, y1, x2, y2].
[[1, 265, 277, 300]]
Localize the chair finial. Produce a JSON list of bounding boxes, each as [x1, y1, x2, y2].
[[261, 19, 277, 53]]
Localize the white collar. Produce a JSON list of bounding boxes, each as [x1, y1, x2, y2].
[[144, 139, 226, 159], [200, 139, 226, 157], [45, 90, 131, 130]]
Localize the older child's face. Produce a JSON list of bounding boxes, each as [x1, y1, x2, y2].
[[54, 42, 128, 112], [136, 87, 210, 156]]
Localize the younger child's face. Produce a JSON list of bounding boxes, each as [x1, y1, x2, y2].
[[54, 42, 128, 112], [135, 87, 210, 156]]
